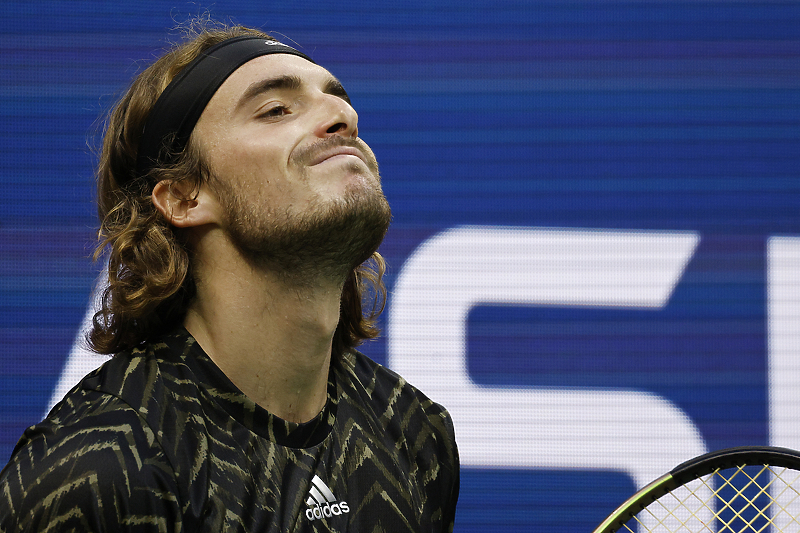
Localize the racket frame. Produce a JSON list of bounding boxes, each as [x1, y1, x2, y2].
[[591, 446, 800, 533]]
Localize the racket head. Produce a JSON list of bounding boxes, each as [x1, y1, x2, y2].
[[592, 446, 800, 533]]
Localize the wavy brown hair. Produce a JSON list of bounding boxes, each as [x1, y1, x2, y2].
[[90, 22, 387, 356]]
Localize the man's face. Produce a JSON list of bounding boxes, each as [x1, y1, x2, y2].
[[192, 53, 391, 278]]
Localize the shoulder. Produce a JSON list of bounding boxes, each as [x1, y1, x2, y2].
[[76, 331, 211, 457], [337, 351, 460, 528], [77, 331, 199, 417], [0, 332, 200, 531], [0, 387, 181, 531], [17, 338, 180, 468], [338, 350, 458, 462], [341, 350, 452, 416]]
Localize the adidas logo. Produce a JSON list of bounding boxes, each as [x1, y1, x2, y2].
[[304, 475, 350, 521]]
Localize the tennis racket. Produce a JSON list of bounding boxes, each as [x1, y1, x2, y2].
[[592, 446, 800, 533]]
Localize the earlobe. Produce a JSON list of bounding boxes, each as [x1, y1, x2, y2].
[[151, 180, 217, 228]]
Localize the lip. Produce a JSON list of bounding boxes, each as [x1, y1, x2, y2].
[[309, 146, 368, 166]]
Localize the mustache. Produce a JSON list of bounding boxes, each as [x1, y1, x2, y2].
[[292, 136, 378, 171]]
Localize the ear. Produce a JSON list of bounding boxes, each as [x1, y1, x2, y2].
[[151, 180, 219, 228]]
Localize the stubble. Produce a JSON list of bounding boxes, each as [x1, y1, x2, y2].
[[212, 138, 392, 285]]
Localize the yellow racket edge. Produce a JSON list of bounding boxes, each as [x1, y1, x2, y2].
[[591, 446, 800, 533], [591, 473, 675, 533]]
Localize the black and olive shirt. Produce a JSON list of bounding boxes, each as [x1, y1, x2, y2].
[[0, 328, 459, 532]]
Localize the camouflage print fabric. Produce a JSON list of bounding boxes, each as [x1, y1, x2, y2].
[[0, 328, 459, 532]]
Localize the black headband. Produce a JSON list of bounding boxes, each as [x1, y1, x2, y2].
[[134, 36, 315, 181]]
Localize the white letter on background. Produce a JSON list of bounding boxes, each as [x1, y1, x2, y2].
[[767, 236, 800, 527], [388, 226, 704, 490], [46, 273, 110, 415], [768, 236, 800, 449]]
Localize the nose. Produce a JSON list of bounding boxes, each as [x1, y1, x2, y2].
[[316, 94, 359, 139]]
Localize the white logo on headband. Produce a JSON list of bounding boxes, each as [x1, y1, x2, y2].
[[264, 40, 283, 46]]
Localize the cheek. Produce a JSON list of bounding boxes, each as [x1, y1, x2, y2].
[[231, 145, 308, 204], [239, 136, 289, 168], [216, 140, 290, 187]]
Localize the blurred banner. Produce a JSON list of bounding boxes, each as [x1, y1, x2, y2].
[[1, 2, 799, 530]]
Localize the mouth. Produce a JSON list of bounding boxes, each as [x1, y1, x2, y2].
[[308, 145, 369, 167]]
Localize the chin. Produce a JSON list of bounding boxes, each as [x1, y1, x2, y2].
[[224, 176, 391, 281]]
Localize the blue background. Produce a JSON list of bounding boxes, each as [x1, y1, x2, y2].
[[1, 1, 799, 530]]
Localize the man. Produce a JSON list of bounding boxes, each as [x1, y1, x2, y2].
[[0, 23, 459, 532]]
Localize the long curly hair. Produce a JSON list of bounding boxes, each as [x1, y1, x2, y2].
[[90, 22, 387, 356]]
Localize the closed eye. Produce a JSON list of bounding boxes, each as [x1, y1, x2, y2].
[[257, 105, 290, 119]]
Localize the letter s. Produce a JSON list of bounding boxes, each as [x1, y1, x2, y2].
[[388, 226, 705, 491]]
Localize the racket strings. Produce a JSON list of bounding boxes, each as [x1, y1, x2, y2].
[[762, 465, 800, 532], [712, 465, 774, 532], [722, 464, 800, 532], [621, 464, 800, 532], [767, 466, 800, 511], [633, 480, 715, 532]]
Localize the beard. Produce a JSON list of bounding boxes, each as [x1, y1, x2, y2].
[[213, 159, 391, 284]]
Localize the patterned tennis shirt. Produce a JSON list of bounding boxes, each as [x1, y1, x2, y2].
[[0, 328, 459, 532]]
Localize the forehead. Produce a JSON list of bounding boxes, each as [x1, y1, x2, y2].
[[213, 53, 336, 105]]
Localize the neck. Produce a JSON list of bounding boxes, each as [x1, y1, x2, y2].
[[184, 229, 344, 424]]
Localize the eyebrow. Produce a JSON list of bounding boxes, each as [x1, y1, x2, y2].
[[236, 74, 352, 110], [237, 74, 303, 110]]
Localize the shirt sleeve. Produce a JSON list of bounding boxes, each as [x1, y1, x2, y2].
[[440, 409, 460, 533], [0, 388, 183, 533]]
